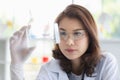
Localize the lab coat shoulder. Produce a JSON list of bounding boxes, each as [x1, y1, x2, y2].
[[98, 52, 120, 80], [36, 59, 69, 80]]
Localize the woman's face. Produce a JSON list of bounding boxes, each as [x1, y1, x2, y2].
[[58, 17, 89, 61]]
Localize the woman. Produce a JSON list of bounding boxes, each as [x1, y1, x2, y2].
[[10, 4, 120, 80]]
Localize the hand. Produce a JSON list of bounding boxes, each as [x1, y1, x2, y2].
[[9, 25, 35, 64]]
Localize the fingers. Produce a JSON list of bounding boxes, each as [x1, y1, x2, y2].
[[25, 47, 35, 59], [21, 25, 31, 41], [19, 25, 30, 33], [28, 46, 35, 53], [9, 36, 15, 45], [17, 26, 29, 38], [9, 25, 31, 45]]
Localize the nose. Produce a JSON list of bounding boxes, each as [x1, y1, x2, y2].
[[66, 36, 75, 46]]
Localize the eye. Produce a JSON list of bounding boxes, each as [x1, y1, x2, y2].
[[74, 31, 83, 36], [60, 31, 67, 36]]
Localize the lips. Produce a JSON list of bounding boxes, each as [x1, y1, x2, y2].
[[65, 49, 76, 53]]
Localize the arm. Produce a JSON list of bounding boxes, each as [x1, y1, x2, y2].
[[9, 26, 35, 80], [10, 64, 24, 80]]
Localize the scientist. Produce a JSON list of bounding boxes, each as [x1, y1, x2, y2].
[[10, 4, 120, 80]]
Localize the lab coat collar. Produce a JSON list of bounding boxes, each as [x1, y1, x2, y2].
[[47, 59, 61, 72], [47, 59, 69, 80], [46, 59, 97, 80]]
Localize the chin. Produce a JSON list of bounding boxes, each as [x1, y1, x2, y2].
[[65, 56, 80, 61]]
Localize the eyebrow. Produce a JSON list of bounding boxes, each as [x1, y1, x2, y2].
[[59, 28, 85, 31]]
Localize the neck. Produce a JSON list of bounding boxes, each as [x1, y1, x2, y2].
[[71, 59, 81, 75]]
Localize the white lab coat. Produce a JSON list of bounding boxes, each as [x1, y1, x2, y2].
[[36, 52, 120, 80], [36, 59, 69, 80], [10, 52, 120, 80]]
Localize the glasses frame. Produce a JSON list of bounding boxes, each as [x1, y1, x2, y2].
[[59, 29, 87, 41]]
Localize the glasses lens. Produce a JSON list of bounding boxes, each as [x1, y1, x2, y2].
[[59, 30, 86, 41]]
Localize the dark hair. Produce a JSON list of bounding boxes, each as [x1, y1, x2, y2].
[[52, 4, 101, 77]]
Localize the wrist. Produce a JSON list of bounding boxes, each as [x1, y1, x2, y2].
[[11, 60, 24, 66]]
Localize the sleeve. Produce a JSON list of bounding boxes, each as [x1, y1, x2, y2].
[[10, 64, 25, 80], [102, 53, 120, 80]]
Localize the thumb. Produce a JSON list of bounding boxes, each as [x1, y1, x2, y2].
[[23, 47, 35, 62], [27, 46, 35, 54]]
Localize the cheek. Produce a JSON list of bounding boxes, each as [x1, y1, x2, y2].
[[58, 42, 64, 50], [58, 42, 66, 54], [77, 38, 89, 52]]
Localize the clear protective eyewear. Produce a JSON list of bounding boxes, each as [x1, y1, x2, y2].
[[59, 29, 87, 41]]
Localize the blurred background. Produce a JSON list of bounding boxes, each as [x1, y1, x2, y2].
[[0, 0, 120, 80]]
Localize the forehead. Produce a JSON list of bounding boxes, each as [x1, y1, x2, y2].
[[59, 17, 84, 31]]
